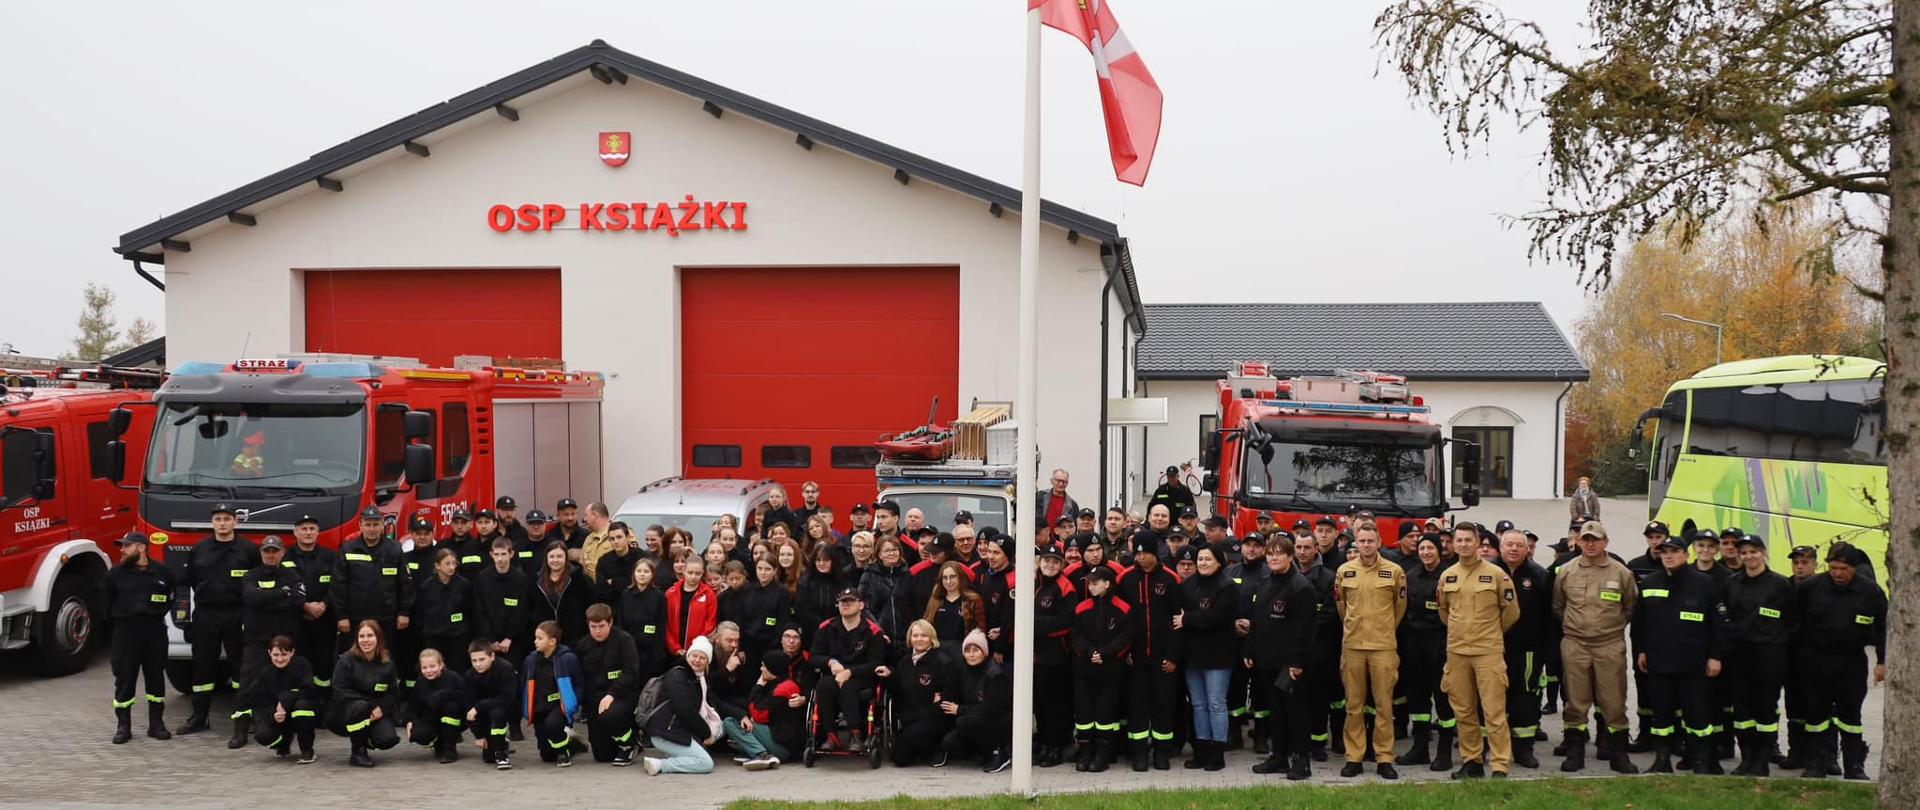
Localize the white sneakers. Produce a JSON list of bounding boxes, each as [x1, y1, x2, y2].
[[743, 754, 781, 771], [642, 757, 662, 776]]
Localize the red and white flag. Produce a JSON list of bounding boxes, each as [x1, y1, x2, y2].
[[1030, 0, 1163, 186]]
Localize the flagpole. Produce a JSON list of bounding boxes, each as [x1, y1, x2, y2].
[[1010, 3, 1043, 799]]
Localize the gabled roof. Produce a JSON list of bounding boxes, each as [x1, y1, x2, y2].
[[1136, 301, 1589, 382], [112, 40, 1143, 330]]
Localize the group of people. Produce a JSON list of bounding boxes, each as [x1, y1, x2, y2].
[[101, 481, 1886, 785]]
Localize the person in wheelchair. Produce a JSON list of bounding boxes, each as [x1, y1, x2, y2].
[[939, 629, 1014, 772], [887, 620, 959, 766], [809, 587, 888, 752]]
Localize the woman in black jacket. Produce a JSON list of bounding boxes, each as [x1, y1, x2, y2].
[[641, 635, 723, 775], [923, 561, 985, 650], [243, 634, 318, 762], [738, 558, 794, 667], [1394, 534, 1454, 771], [939, 629, 1012, 772], [415, 549, 475, 672], [859, 537, 914, 658], [616, 558, 671, 683], [793, 544, 845, 646], [1178, 543, 1239, 771], [532, 542, 590, 645], [887, 620, 957, 766], [328, 620, 401, 768]]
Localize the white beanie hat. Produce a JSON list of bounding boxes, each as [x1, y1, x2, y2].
[[688, 634, 714, 661], [962, 629, 990, 655]]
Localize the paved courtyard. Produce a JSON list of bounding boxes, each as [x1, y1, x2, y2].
[[0, 498, 1883, 808]]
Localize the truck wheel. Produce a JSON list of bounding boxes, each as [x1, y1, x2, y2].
[[28, 574, 100, 676], [166, 661, 195, 695]]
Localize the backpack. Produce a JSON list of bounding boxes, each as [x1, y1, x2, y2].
[[632, 674, 669, 729]]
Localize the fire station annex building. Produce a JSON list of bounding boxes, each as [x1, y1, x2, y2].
[[113, 40, 1149, 510]]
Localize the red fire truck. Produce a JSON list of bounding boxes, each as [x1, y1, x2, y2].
[[0, 367, 163, 674], [108, 355, 603, 680], [1201, 363, 1480, 544]]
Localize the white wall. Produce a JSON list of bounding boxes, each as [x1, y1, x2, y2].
[[161, 74, 1114, 501], [1141, 377, 1573, 503]]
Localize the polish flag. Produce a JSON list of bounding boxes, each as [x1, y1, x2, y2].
[[1031, 0, 1163, 186]]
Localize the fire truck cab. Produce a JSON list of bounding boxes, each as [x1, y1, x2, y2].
[[0, 367, 162, 675], [1203, 363, 1480, 543]]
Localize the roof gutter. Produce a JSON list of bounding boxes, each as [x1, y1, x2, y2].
[[1552, 380, 1574, 497], [133, 258, 165, 292]]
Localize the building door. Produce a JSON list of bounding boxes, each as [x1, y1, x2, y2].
[[1452, 426, 1514, 498], [304, 269, 562, 367], [679, 267, 959, 528]]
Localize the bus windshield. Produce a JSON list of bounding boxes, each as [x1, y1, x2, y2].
[[1241, 434, 1440, 515], [145, 403, 366, 493]]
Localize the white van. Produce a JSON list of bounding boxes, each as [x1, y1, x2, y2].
[[612, 476, 780, 553]]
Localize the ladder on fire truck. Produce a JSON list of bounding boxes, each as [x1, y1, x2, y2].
[[1, 364, 165, 402]]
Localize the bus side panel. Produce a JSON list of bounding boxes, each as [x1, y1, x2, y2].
[[1656, 454, 1888, 572]]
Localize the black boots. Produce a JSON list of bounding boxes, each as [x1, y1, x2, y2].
[[1227, 720, 1244, 751], [1512, 734, 1539, 769], [112, 707, 134, 745], [1088, 738, 1112, 773], [1842, 735, 1870, 781], [1731, 731, 1761, 776], [1130, 740, 1150, 772], [1648, 740, 1674, 773], [227, 714, 252, 750], [146, 701, 172, 740], [349, 738, 374, 768], [1206, 741, 1226, 771], [1396, 723, 1431, 766], [1151, 744, 1171, 770], [1779, 726, 1808, 770], [1627, 720, 1653, 753], [1802, 730, 1831, 779], [1252, 718, 1270, 755], [436, 739, 460, 764], [1608, 730, 1639, 774], [1692, 738, 1724, 775], [176, 697, 211, 736], [1558, 729, 1586, 772], [1251, 752, 1287, 774], [1430, 729, 1455, 771], [1184, 740, 1209, 769], [1451, 760, 1486, 779], [1287, 754, 1312, 781]]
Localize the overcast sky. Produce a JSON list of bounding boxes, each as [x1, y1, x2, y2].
[[1, 0, 1593, 358]]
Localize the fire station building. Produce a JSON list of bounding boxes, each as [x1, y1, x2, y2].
[[113, 40, 1147, 511]]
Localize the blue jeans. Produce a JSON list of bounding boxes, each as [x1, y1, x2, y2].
[[1186, 667, 1232, 743], [723, 716, 792, 760], [651, 736, 714, 774]]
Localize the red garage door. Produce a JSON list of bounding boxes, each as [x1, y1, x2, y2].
[[304, 269, 562, 367], [681, 266, 958, 528]]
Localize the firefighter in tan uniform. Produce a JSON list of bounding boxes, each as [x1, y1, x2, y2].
[[1550, 521, 1639, 774], [1436, 522, 1521, 778], [1334, 525, 1407, 779]]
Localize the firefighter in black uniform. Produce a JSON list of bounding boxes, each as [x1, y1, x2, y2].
[[1031, 542, 1079, 768], [286, 515, 340, 688], [1293, 528, 1342, 761], [1496, 528, 1553, 768], [1778, 544, 1822, 770], [1622, 520, 1669, 753], [1225, 532, 1271, 753], [1794, 542, 1886, 780], [1630, 532, 1729, 774], [495, 496, 531, 544], [443, 510, 486, 579], [415, 547, 475, 672], [465, 639, 520, 769], [175, 503, 262, 735], [1244, 537, 1319, 781], [574, 603, 642, 765], [553, 498, 590, 549], [1694, 529, 1738, 762], [330, 506, 414, 689], [1116, 530, 1183, 771], [104, 531, 175, 743], [404, 647, 470, 764], [1070, 563, 1131, 772], [1720, 533, 1793, 776], [1394, 533, 1453, 771], [397, 516, 444, 685], [243, 635, 319, 762], [237, 536, 305, 748]]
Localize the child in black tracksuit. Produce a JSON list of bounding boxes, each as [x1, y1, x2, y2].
[[406, 648, 471, 763], [522, 621, 584, 767], [1071, 565, 1133, 772], [415, 550, 474, 673], [465, 640, 520, 769]]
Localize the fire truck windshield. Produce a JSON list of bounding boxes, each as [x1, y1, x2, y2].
[[1241, 437, 1440, 515], [145, 403, 367, 493]]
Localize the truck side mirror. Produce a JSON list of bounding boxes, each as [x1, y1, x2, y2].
[[108, 407, 133, 436], [404, 410, 434, 440], [405, 444, 435, 486], [1462, 486, 1481, 508], [1, 429, 38, 508], [1202, 473, 1219, 493], [106, 439, 128, 483], [1460, 442, 1482, 484]]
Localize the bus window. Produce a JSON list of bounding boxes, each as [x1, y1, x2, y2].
[[1686, 381, 1885, 465], [1657, 391, 1686, 482]]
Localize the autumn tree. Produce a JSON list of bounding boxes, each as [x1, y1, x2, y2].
[[1373, 2, 1914, 802], [116, 317, 157, 356], [64, 282, 121, 362]]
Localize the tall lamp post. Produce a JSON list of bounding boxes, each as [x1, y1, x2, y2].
[[1659, 312, 1724, 366]]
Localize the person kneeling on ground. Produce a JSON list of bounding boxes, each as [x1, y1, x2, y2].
[[940, 629, 1013, 772], [328, 620, 401, 768], [243, 634, 318, 763], [466, 640, 519, 770], [890, 620, 959, 767], [725, 649, 806, 770], [522, 620, 583, 768], [641, 635, 724, 775], [405, 648, 470, 764]]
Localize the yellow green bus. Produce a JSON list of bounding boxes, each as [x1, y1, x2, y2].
[[1638, 355, 1888, 573]]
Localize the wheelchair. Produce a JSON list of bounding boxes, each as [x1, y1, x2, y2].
[[800, 679, 893, 768]]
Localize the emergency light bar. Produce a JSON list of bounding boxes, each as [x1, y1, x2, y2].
[[1259, 400, 1430, 418]]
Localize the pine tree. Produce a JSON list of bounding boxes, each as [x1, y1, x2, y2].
[[64, 282, 120, 362]]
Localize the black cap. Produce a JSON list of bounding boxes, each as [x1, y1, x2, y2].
[[1175, 545, 1201, 564], [556, 498, 579, 511], [1478, 533, 1498, 549], [524, 510, 549, 525], [295, 514, 320, 526], [1129, 530, 1160, 557], [1240, 532, 1267, 546], [953, 510, 974, 524], [1655, 535, 1687, 552], [1053, 515, 1073, 528], [1077, 507, 1096, 519], [834, 587, 861, 603], [1255, 512, 1276, 523], [1315, 517, 1338, 528], [449, 510, 472, 522], [496, 496, 517, 510], [1202, 516, 1229, 530], [408, 516, 433, 532], [1034, 543, 1064, 560], [1178, 507, 1198, 519], [1735, 533, 1766, 550], [977, 526, 1003, 542], [850, 503, 870, 514], [1494, 519, 1516, 534], [116, 530, 149, 546], [359, 506, 383, 522], [1692, 529, 1718, 543], [873, 500, 899, 516], [1085, 564, 1117, 584], [474, 509, 497, 522], [1065, 532, 1098, 551], [925, 532, 955, 556], [211, 503, 237, 517], [1718, 526, 1745, 540], [1398, 522, 1419, 538], [1292, 519, 1313, 532], [260, 535, 286, 551], [1643, 520, 1670, 537], [1789, 545, 1819, 561]]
